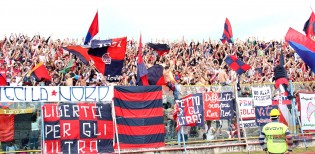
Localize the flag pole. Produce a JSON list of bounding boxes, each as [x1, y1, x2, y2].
[[111, 97, 121, 154], [289, 81, 307, 149], [180, 126, 187, 154], [235, 75, 250, 153], [41, 102, 46, 154]]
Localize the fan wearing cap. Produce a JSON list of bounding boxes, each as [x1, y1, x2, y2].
[[259, 109, 293, 154]]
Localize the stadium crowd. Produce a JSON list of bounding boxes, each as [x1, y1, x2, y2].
[[0, 33, 314, 92]]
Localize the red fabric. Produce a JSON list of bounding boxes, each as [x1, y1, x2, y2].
[[114, 89, 162, 101], [275, 77, 289, 89], [32, 63, 52, 81], [304, 12, 315, 38], [285, 28, 315, 52], [0, 114, 14, 142], [203, 92, 221, 120], [155, 75, 166, 86], [88, 11, 99, 38], [114, 106, 163, 117], [0, 71, 6, 86]]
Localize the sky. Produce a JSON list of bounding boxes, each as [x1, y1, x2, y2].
[[0, 0, 314, 42]]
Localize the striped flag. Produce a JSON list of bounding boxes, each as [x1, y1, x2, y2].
[[114, 86, 165, 149], [303, 11, 315, 38], [221, 18, 234, 43]]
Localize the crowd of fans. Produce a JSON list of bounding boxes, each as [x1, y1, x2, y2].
[[0, 33, 314, 91]]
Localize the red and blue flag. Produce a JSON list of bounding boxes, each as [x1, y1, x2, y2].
[[221, 18, 234, 44], [224, 55, 251, 74], [147, 43, 170, 56], [114, 86, 165, 149], [42, 103, 114, 154], [137, 34, 149, 86], [175, 93, 204, 127], [88, 37, 127, 81], [84, 11, 99, 45], [62, 46, 91, 64], [285, 28, 315, 73], [303, 12, 315, 38], [146, 64, 165, 85]]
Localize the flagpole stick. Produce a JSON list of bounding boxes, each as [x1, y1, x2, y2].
[[180, 126, 187, 154], [235, 75, 250, 153], [111, 98, 121, 154], [41, 102, 45, 153], [289, 81, 307, 149]]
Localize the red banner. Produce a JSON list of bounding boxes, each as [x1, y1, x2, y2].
[[203, 92, 221, 120]]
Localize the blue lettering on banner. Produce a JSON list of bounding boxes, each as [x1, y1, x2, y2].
[[0, 86, 113, 102]]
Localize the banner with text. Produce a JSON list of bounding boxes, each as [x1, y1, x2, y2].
[[240, 120, 257, 128], [255, 105, 278, 127], [0, 86, 113, 102], [176, 93, 204, 127], [299, 93, 315, 130], [42, 103, 114, 154], [252, 87, 272, 106], [238, 97, 255, 120], [203, 92, 234, 120]]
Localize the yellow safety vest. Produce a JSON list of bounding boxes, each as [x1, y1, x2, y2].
[[262, 122, 288, 153]]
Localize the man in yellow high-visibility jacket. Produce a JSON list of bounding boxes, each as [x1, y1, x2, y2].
[[259, 109, 293, 154]]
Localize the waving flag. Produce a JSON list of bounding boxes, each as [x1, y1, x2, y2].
[[27, 62, 51, 81], [285, 28, 315, 73], [147, 43, 170, 56], [59, 59, 75, 74], [63, 46, 91, 64], [114, 86, 165, 149], [88, 37, 127, 80], [147, 64, 165, 85], [224, 55, 251, 74], [137, 34, 149, 86], [303, 12, 315, 38], [91, 39, 112, 49], [221, 18, 234, 43], [84, 11, 99, 45]]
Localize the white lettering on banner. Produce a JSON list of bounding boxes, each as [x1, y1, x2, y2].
[[43, 105, 105, 119], [45, 140, 100, 154], [0, 86, 113, 102], [44, 123, 108, 138], [45, 141, 61, 153], [204, 92, 232, 103], [176, 94, 203, 126], [251, 87, 272, 106], [238, 97, 256, 119]]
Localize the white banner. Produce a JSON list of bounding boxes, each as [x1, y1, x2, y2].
[[0, 86, 113, 102], [299, 93, 315, 130], [240, 120, 257, 128], [251, 87, 272, 106], [238, 97, 255, 119]]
